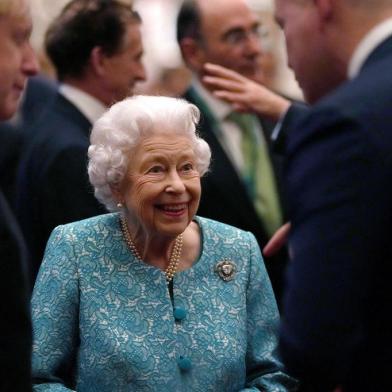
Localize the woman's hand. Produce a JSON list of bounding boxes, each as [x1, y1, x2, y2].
[[263, 222, 291, 257], [203, 63, 290, 121]]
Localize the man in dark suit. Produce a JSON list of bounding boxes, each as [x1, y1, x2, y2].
[[0, 75, 57, 205], [177, 0, 288, 306], [273, 0, 392, 390], [16, 0, 146, 282], [0, 0, 38, 389]]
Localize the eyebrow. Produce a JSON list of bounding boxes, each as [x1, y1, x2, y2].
[[140, 149, 195, 164]]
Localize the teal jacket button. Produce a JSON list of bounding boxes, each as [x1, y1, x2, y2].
[[173, 307, 187, 321], [177, 356, 192, 371]]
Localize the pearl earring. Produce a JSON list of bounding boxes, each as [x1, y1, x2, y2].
[[117, 202, 123, 209]]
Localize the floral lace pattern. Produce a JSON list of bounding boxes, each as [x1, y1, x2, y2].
[[32, 213, 296, 391]]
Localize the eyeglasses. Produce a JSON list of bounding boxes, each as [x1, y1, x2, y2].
[[223, 24, 269, 46]]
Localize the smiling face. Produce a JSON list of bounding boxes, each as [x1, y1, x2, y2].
[[117, 133, 201, 239], [0, 0, 38, 119]]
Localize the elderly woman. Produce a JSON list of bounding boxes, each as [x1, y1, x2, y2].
[[31, 96, 297, 391]]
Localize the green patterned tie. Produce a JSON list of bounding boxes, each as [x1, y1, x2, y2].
[[226, 112, 283, 236]]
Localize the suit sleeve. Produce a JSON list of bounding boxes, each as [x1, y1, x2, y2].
[[32, 225, 79, 391], [279, 110, 384, 388], [242, 233, 298, 391]]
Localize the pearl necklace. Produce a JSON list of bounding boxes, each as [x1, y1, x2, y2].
[[119, 215, 183, 283]]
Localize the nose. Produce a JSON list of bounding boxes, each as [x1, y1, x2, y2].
[[165, 170, 186, 194], [22, 43, 39, 76], [245, 33, 262, 56], [135, 61, 146, 82]]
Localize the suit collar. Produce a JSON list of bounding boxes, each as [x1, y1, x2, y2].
[[348, 17, 392, 79], [59, 83, 107, 124], [191, 78, 232, 121], [53, 93, 93, 137]]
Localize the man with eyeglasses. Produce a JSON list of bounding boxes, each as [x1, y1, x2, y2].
[[177, 0, 288, 308]]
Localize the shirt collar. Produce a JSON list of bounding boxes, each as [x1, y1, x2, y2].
[[191, 77, 232, 121], [59, 83, 107, 124], [348, 17, 392, 79]]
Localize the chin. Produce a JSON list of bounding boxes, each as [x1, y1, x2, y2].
[[0, 103, 18, 121], [158, 221, 190, 237]]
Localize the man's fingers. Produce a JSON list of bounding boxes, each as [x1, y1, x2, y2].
[[203, 75, 243, 91], [204, 62, 245, 81], [263, 222, 291, 257]]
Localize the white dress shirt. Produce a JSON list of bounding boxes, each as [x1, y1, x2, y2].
[[348, 17, 392, 79], [59, 84, 107, 124], [192, 78, 267, 174]]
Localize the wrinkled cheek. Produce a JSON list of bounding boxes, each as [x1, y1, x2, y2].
[[190, 201, 200, 220], [188, 178, 202, 216], [123, 182, 149, 221], [132, 193, 154, 225]]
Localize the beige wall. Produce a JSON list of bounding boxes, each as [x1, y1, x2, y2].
[[247, 0, 303, 99], [30, 0, 302, 99]]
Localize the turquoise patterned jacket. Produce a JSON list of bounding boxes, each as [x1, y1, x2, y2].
[[32, 213, 297, 391]]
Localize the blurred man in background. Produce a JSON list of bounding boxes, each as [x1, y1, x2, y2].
[[0, 0, 38, 389], [274, 0, 392, 390], [177, 0, 288, 306], [16, 0, 146, 283]]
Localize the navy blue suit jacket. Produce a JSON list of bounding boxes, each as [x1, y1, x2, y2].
[[279, 36, 392, 391], [184, 88, 288, 307], [0, 75, 57, 205], [0, 190, 31, 391], [16, 93, 106, 283]]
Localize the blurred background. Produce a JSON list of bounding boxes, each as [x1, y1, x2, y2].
[[30, 0, 303, 99]]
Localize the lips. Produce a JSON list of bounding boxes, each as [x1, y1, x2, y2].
[[159, 203, 187, 211], [156, 203, 188, 216]]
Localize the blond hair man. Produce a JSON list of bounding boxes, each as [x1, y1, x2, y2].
[[0, 0, 38, 389]]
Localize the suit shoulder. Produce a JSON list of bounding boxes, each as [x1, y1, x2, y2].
[[29, 95, 91, 142]]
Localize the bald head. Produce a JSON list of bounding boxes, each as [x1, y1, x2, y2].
[[346, 0, 392, 7], [177, 0, 267, 83], [0, 0, 28, 16], [197, 0, 251, 17], [275, 0, 392, 103], [196, 0, 256, 42], [0, 0, 13, 15]]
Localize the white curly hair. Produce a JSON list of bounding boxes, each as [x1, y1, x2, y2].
[[88, 95, 211, 211]]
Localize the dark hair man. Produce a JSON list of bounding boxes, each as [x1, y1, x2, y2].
[[16, 0, 146, 282]]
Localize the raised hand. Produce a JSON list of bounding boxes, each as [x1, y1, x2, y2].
[[263, 222, 291, 257], [203, 63, 290, 121]]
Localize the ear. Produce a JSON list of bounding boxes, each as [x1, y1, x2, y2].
[[90, 46, 107, 77], [179, 37, 206, 72], [110, 184, 124, 205]]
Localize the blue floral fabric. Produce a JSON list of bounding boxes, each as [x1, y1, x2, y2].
[[32, 213, 296, 391]]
